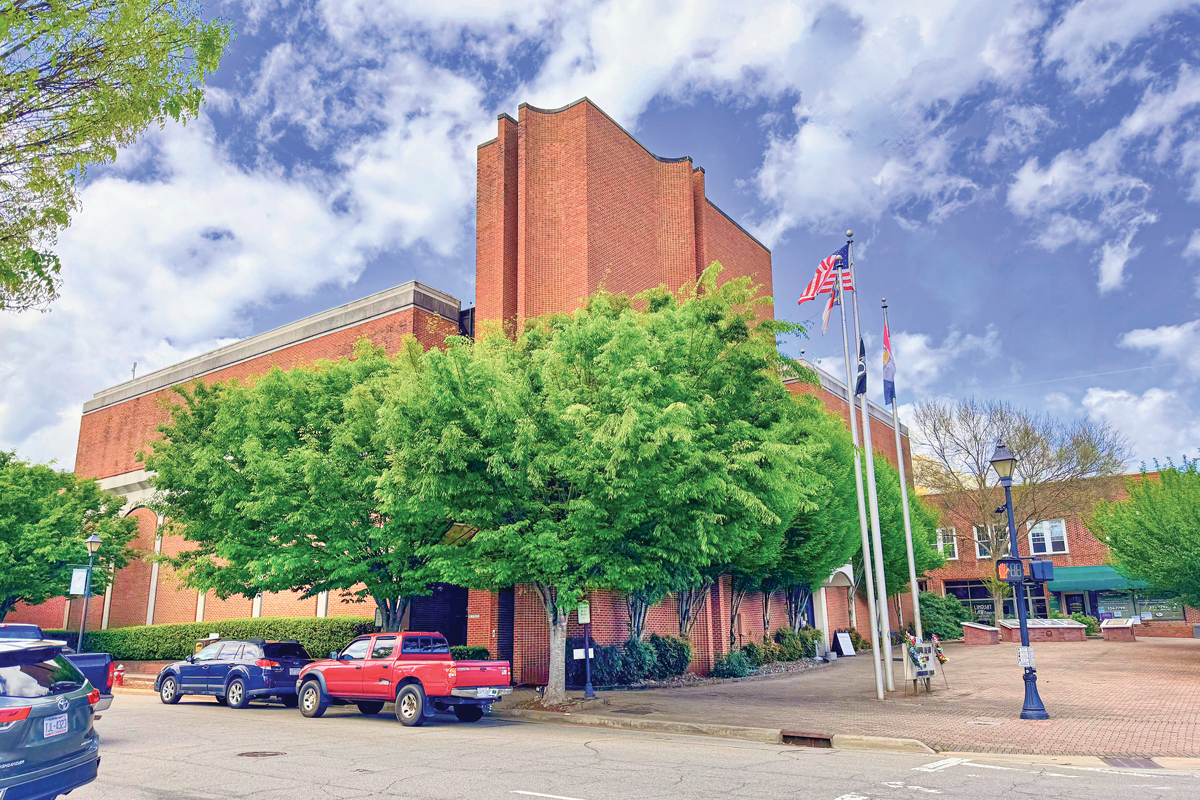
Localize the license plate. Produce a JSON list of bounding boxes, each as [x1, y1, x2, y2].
[[43, 713, 68, 738], [477, 687, 498, 698], [289, 668, 301, 676]]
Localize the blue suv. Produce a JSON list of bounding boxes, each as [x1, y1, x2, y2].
[[155, 639, 312, 709]]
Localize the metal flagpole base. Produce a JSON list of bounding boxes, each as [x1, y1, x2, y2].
[[1020, 668, 1049, 720]]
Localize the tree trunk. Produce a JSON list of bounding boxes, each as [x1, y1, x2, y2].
[[677, 584, 710, 639], [848, 588, 858, 631], [761, 590, 772, 636], [991, 588, 1005, 623], [894, 594, 905, 631], [0, 597, 16, 623], [374, 596, 411, 632], [626, 591, 650, 641], [785, 586, 813, 633], [535, 582, 569, 706], [729, 589, 748, 648]]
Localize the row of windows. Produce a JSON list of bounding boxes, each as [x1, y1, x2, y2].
[[339, 635, 451, 661], [936, 519, 1069, 561]]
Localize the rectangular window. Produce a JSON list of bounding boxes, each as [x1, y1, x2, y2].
[[1028, 519, 1068, 555], [937, 528, 957, 560], [371, 636, 396, 660], [973, 526, 993, 559]]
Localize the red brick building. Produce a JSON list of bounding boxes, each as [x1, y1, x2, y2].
[[11, 98, 911, 683], [921, 476, 1200, 638]]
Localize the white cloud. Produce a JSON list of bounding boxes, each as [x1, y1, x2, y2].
[[1119, 318, 1200, 378], [1186, 229, 1200, 259], [868, 325, 1002, 402], [1043, 0, 1199, 95], [983, 103, 1054, 163], [1082, 386, 1200, 465]]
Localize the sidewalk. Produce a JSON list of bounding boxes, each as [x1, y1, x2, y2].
[[507, 638, 1200, 758]]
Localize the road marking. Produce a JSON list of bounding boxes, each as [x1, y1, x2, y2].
[[512, 792, 591, 800], [833, 795, 870, 800], [882, 780, 942, 793], [912, 757, 971, 772]]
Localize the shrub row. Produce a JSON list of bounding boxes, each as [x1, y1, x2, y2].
[[1070, 613, 1101, 636], [451, 646, 493, 660], [564, 634, 692, 687], [741, 627, 822, 667], [46, 617, 374, 661]]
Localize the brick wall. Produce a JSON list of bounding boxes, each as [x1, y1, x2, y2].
[[475, 115, 519, 330], [8, 597, 67, 629], [105, 508, 157, 628], [786, 382, 912, 476]]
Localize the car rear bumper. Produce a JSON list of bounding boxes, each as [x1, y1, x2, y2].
[[450, 686, 513, 700], [0, 749, 99, 800], [93, 695, 112, 713]]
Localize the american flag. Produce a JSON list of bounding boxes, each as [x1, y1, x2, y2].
[[797, 244, 853, 305]]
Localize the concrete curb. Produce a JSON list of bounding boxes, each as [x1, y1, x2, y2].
[[831, 734, 936, 754], [111, 687, 158, 696], [497, 709, 783, 744]]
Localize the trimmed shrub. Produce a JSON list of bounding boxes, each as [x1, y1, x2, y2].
[[45, 617, 374, 661], [711, 651, 752, 678], [917, 591, 971, 640], [618, 637, 657, 684], [451, 646, 492, 660], [742, 641, 765, 667], [647, 633, 691, 679], [1071, 613, 1101, 636], [774, 627, 819, 660]]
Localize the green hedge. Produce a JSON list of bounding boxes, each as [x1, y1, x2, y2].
[[564, 635, 692, 687], [451, 646, 492, 660], [711, 650, 751, 678], [46, 617, 374, 661], [916, 591, 971, 640], [1071, 613, 1101, 636]]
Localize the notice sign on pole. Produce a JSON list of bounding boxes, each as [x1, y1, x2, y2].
[[69, 568, 89, 596], [576, 602, 591, 625]]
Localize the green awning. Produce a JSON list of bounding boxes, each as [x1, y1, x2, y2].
[[1046, 565, 1149, 593]]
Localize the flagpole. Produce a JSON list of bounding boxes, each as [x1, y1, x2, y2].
[[838, 234, 884, 702], [884, 300, 923, 643], [848, 235, 896, 692]]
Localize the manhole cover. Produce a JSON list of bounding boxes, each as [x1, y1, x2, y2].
[[1102, 757, 1160, 769], [237, 752, 286, 758]]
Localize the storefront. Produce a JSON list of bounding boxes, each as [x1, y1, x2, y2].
[[944, 580, 1049, 621], [1044, 565, 1184, 621]]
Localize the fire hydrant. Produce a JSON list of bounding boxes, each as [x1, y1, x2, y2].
[[113, 664, 125, 687]]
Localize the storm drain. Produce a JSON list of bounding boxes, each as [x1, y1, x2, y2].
[[610, 708, 654, 715], [1102, 757, 1160, 769], [781, 731, 833, 748], [237, 752, 287, 758]]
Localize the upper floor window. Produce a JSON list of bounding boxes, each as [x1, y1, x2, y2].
[[937, 528, 958, 560], [973, 525, 1005, 559], [1029, 519, 1068, 555]]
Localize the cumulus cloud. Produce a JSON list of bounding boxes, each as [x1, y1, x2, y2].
[[1082, 386, 1200, 465], [1119, 318, 1200, 377], [864, 325, 1002, 404]]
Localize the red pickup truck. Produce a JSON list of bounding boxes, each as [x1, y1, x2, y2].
[[295, 631, 512, 726]]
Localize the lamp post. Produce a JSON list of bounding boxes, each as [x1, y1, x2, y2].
[[989, 444, 1048, 720], [77, 534, 102, 653]]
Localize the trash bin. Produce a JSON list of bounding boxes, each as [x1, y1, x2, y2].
[[1193, 624, 1200, 639]]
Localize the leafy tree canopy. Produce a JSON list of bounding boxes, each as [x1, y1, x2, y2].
[[0, 0, 232, 311], [1090, 461, 1200, 607], [0, 450, 136, 619], [145, 339, 449, 631]]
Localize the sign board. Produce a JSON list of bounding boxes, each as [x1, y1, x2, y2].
[[576, 602, 591, 625], [833, 631, 856, 656], [1017, 646, 1035, 668], [996, 557, 1025, 584], [69, 568, 89, 596], [572, 648, 595, 660], [903, 641, 937, 680]]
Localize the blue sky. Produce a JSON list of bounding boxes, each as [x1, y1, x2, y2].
[[2, 0, 1199, 469]]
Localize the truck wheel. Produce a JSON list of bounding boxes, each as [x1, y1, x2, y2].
[[226, 677, 251, 709], [159, 675, 181, 705], [453, 704, 484, 723], [356, 701, 385, 716], [299, 681, 327, 719], [395, 685, 427, 727], [280, 694, 299, 708]]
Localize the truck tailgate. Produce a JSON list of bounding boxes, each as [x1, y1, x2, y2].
[[452, 660, 510, 687]]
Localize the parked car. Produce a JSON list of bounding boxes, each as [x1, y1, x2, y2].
[[0, 624, 113, 712], [295, 631, 512, 726], [0, 640, 102, 800], [155, 639, 312, 708]]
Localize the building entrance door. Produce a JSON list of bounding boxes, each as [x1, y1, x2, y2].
[[1065, 593, 1086, 615]]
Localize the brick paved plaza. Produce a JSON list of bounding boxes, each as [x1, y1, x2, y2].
[[580, 638, 1200, 757]]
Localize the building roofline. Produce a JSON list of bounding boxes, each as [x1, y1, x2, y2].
[[516, 98, 694, 165], [82, 281, 460, 415], [785, 358, 908, 436], [704, 198, 771, 254]]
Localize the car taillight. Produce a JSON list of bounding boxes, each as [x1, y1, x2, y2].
[[87, 688, 101, 705], [255, 659, 280, 669], [448, 667, 456, 680], [0, 706, 31, 730], [106, 662, 116, 691]]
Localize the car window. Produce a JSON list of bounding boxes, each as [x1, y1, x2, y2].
[[428, 636, 449, 654], [217, 643, 243, 660], [400, 636, 422, 654], [0, 649, 86, 698], [263, 643, 308, 659], [371, 637, 396, 659], [340, 639, 370, 661], [0, 625, 42, 640], [194, 643, 223, 662]]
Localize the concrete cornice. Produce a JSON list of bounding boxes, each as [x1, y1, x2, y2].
[[82, 281, 460, 415], [785, 358, 909, 437]]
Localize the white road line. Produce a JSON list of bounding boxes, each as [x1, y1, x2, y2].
[[882, 780, 942, 793], [511, 792, 591, 800], [912, 757, 971, 772], [833, 795, 870, 800]]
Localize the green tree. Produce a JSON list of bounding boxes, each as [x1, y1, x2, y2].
[[145, 339, 449, 631], [0, 451, 136, 620], [384, 266, 820, 704], [0, 1, 232, 310], [1090, 462, 1200, 607]]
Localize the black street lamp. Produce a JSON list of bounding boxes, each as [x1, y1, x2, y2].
[[990, 443, 1049, 720], [77, 534, 103, 653]]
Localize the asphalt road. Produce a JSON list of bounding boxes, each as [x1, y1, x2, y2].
[[73, 695, 1199, 800]]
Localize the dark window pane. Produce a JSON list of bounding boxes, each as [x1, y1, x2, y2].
[[263, 643, 309, 659], [429, 637, 449, 654], [0, 652, 86, 697], [371, 637, 396, 660]]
